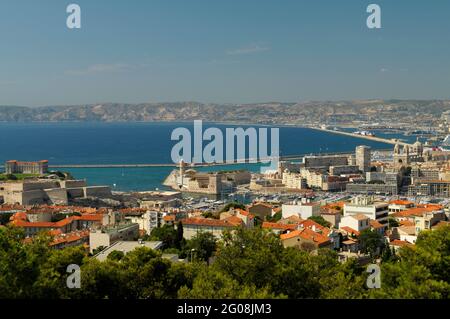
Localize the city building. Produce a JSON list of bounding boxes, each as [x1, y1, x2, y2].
[[0, 179, 111, 205], [180, 216, 245, 240], [89, 223, 140, 253], [343, 196, 389, 224], [355, 146, 371, 172], [5, 160, 48, 175], [282, 201, 320, 220], [339, 214, 370, 233]]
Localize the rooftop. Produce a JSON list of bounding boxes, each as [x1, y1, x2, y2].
[[94, 241, 163, 262]]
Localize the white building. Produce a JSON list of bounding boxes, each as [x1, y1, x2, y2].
[[343, 196, 389, 224], [339, 214, 370, 232], [282, 201, 320, 220]]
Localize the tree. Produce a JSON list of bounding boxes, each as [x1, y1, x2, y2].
[[387, 217, 399, 228], [178, 265, 280, 299], [107, 250, 125, 261], [5, 173, 18, 180], [266, 211, 282, 222], [185, 232, 217, 263], [0, 213, 13, 225], [214, 228, 284, 289], [92, 246, 106, 256], [358, 229, 386, 258], [150, 225, 178, 248], [220, 202, 245, 213], [176, 222, 184, 249], [308, 216, 332, 228]]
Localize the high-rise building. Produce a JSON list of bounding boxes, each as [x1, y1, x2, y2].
[[355, 146, 371, 172]]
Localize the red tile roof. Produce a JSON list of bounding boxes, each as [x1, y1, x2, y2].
[[280, 228, 330, 246], [391, 205, 443, 218], [262, 222, 298, 231], [340, 226, 360, 236], [298, 219, 331, 236], [370, 220, 385, 229], [181, 217, 242, 228]]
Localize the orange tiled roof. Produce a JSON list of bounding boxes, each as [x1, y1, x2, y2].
[[235, 209, 255, 219], [298, 219, 331, 236], [262, 222, 298, 231], [280, 228, 330, 245], [163, 215, 176, 222], [50, 230, 90, 247], [340, 226, 360, 236], [370, 220, 385, 229], [10, 214, 102, 228], [181, 217, 241, 228], [400, 220, 415, 227], [248, 202, 273, 209], [391, 205, 443, 218]]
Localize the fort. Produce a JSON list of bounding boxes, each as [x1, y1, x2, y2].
[[0, 179, 112, 206]]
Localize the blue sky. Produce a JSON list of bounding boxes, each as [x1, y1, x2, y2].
[[0, 0, 449, 106]]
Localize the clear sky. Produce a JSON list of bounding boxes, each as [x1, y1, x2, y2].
[[1, 0, 450, 106]]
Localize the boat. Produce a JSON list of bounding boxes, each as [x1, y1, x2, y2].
[[353, 130, 375, 137]]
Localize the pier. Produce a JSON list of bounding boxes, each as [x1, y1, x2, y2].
[[309, 127, 412, 147], [35, 149, 392, 169]]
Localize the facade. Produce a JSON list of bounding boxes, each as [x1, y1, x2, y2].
[[329, 165, 360, 175], [408, 180, 450, 197], [343, 196, 389, 224], [180, 217, 243, 240], [89, 223, 140, 253], [339, 214, 370, 233], [0, 179, 111, 205], [282, 202, 320, 220], [346, 183, 398, 195], [280, 228, 332, 250], [5, 160, 48, 175], [247, 202, 274, 220], [282, 171, 307, 189], [302, 155, 349, 169], [355, 146, 371, 172]]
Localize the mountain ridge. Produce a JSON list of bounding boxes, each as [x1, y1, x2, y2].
[[0, 100, 449, 125]]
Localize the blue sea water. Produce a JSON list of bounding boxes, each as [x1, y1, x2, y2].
[[0, 122, 392, 191]]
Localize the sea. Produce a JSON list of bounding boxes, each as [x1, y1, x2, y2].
[[0, 122, 410, 192]]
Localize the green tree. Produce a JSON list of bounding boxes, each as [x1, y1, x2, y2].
[[358, 229, 386, 258], [0, 212, 13, 225], [307, 216, 332, 227], [185, 232, 217, 263], [150, 224, 178, 248], [387, 217, 399, 228], [266, 211, 282, 222], [176, 222, 184, 249], [178, 265, 279, 299], [107, 250, 125, 261], [214, 228, 284, 289]]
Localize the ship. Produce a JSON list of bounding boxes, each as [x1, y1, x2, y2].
[[353, 130, 375, 137]]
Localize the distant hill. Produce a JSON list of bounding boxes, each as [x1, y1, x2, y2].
[[1, 100, 449, 125]]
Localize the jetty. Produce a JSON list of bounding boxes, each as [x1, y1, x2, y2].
[[309, 127, 413, 147], [34, 149, 392, 169]]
